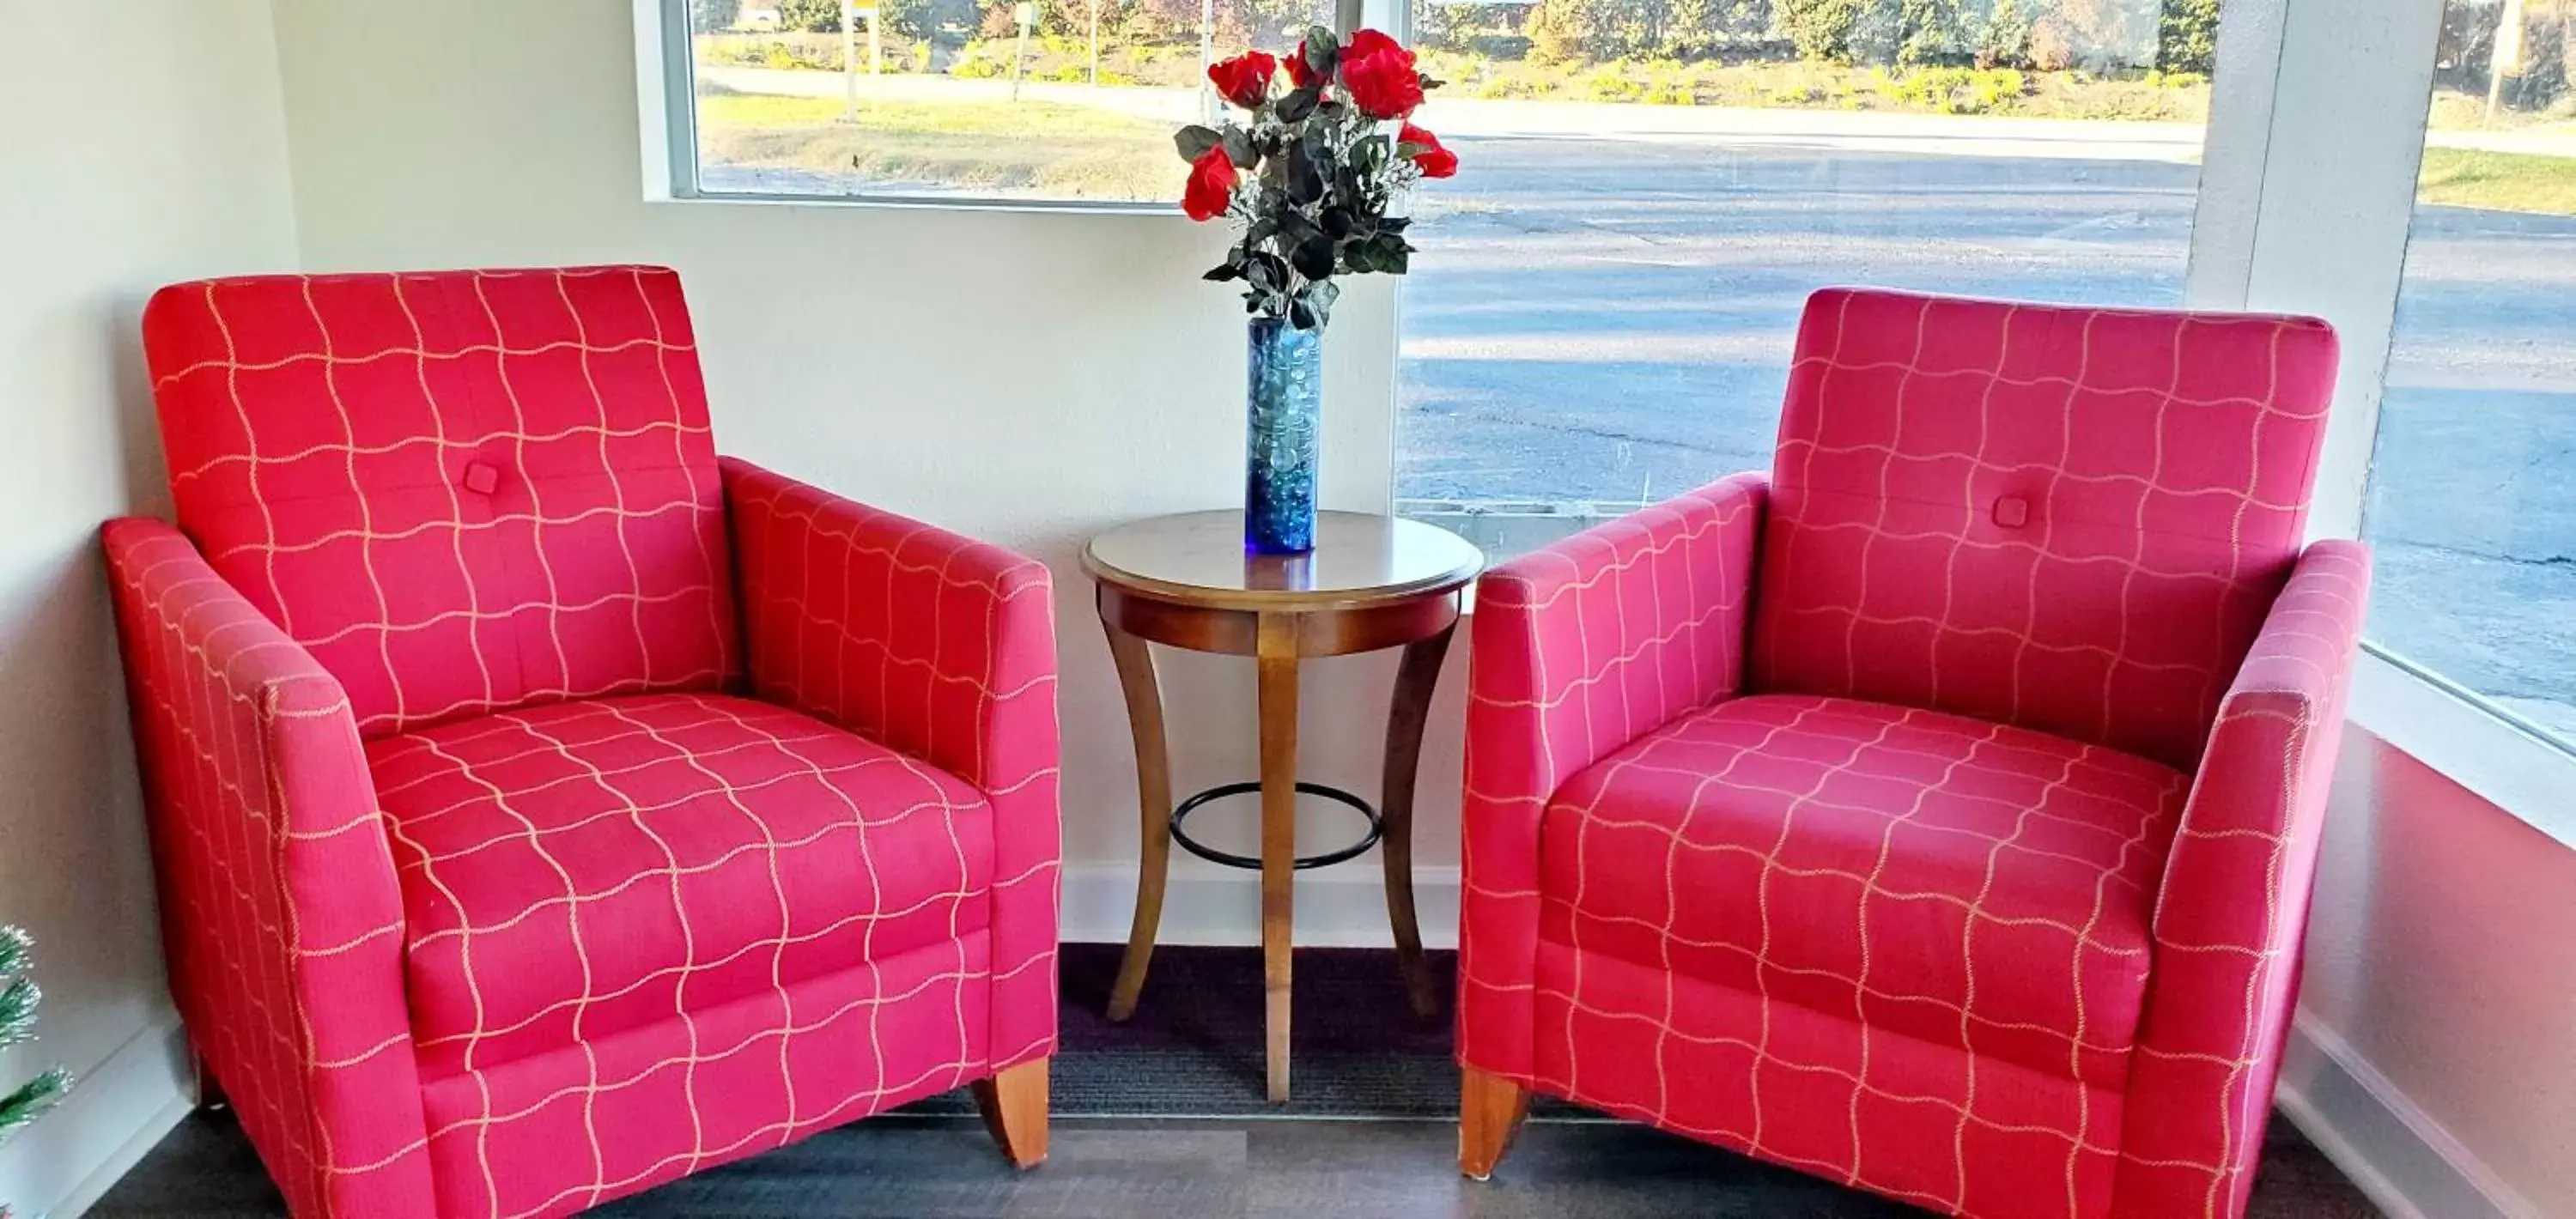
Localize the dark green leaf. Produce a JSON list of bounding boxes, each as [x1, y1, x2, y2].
[[1321, 207, 1355, 238], [1274, 88, 1317, 124], [1349, 232, 1411, 276], [1289, 300, 1316, 330], [1203, 263, 1242, 282], [1291, 235, 1336, 281], [1301, 118, 1334, 161], [1222, 128, 1260, 171], [1286, 145, 1324, 204], [1174, 124, 1223, 161], [1248, 250, 1293, 294], [1305, 278, 1340, 317], [1303, 25, 1337, 55]]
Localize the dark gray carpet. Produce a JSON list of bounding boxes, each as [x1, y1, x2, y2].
[[902, 942, 1465, 1119], [93, 945, 2383, 1217]]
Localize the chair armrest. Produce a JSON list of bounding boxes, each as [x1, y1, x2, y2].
[[1455, 473, 1766, 1078], [720, 458, 1061, 1067], [102, 518, 434, 1216], [2114, 540, 2371, 1216]]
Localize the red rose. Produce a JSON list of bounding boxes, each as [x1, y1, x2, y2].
[[1182, 146, 1236, 221], [1398, 122, 1456, 179], [1337, 33, 1424, 120], [1286, 39, 1321, 89], [1343, 28, 1403, 60], [1206, 51, 1277, 109]]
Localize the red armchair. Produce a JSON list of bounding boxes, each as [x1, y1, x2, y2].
[[1455, 288, 2370, 1219], [103, 266, 1060, 1218]]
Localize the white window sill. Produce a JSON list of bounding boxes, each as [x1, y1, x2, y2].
[[2345, 647, 2576, 850], [648, 189, 1184, 218]]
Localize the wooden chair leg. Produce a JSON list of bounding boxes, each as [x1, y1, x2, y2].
[[1459, 1065, 1530, 1181], [972, 1058, 1049, 1169]]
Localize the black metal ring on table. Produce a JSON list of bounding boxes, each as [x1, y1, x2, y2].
[[1168, 781, 1383, 870]]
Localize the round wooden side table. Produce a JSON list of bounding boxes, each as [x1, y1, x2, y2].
[[1081, 510, 1484, 1103]]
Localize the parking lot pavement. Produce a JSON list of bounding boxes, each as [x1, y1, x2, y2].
[[1398, 135, 2576, 735]]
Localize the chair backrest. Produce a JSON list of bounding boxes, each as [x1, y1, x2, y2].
[[1749, 288, 2338, 769], [143, 265, 737, 738]]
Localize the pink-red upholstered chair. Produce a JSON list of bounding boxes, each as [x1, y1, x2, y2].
[[102, 266, 1060, 1218], [1455, 288, 2371, 1219]]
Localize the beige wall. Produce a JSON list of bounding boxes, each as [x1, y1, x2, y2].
[[262, 0, 1451, 908], [0, 0, 301, 1210]]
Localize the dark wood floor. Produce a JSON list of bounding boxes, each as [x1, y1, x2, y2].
[[96, 1107, 2385, 1219], [91, 946, 2385, 1216]]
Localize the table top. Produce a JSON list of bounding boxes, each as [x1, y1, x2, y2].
[[1082, 511, 1485, 612]]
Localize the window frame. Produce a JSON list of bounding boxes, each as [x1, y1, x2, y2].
[[634, 0, 2576, 842], [640, 0, 1361, 213], [2179, 0, 2576, 842]]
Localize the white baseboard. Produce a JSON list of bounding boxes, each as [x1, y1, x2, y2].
[[2275, 1010, 2540, 1219], [1060, 860, 1461, 950], [1, 1008, 192, 1219]]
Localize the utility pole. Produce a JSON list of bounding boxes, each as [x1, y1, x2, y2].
[[1200, 0, 1215, 124], [1012, 1, 1036, 101], [841, 0, 859, 120], [2487, 0, 2527, 124]]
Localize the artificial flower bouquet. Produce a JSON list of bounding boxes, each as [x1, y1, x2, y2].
[[1176, 27, 1456, 331]]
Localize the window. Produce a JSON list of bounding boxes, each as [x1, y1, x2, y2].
[[666, 0, 1332, 203], [2362, 0, 2576, 747], [1393, 0, 2221, 557]]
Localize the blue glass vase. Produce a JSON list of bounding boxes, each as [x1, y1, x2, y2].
[[1243, 318, 1322, 554]]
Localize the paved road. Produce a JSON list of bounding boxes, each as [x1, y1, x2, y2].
[[1397, 136, 2576, 733]]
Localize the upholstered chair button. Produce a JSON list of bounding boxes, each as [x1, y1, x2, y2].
[[1993, 494, 2030, 528], [462, 461, 501, 495]]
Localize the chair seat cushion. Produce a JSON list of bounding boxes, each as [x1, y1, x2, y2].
[[369, 693, 993, 1078], [1541, 693, 2188, 1089]]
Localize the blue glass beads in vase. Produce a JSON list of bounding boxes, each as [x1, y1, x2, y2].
[[1243, 318, 1322, 554]]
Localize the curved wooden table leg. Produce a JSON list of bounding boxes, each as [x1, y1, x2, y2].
[[1256, 612, 1301, 1104], [1103, 619, 1173, 1023], [1381, 623, 1454, 1021]]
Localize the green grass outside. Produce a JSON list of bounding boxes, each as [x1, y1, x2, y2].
[[697, 80, 2576, 215], [2418, 147, 2576, 216], [1417, 52, 2209, 120], [696, 91, 1179, 197]]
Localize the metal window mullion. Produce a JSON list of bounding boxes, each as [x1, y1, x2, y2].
[[635, 0, 706, 200]]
